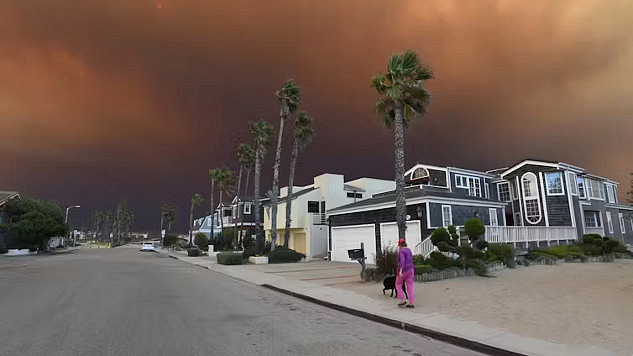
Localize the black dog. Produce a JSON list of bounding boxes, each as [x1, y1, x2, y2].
[[382, 275, 408, 299]]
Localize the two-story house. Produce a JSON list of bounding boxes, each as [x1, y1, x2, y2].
[[264, 173, 395, 260]]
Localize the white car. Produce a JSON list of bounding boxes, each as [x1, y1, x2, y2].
[[140, 242, 156, 252]]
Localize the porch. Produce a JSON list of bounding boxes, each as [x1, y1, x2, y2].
[[484, 226, 578, 248]]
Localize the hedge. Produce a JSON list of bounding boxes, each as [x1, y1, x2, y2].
[[217, 252, 243, 265], [268, 246, 305, 263], [414, 265, 433, 275]]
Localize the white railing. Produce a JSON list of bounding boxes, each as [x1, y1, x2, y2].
[[484, 226, 578, 244], [584, 227, 605, 236], [415, 236, 436, 258]]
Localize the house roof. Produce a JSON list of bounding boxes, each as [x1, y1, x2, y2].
[[328, 186, 503, 214], [343, 184, 365, 192], [0, 191, 20, 206]]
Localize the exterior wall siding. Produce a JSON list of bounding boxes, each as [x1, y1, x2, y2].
[[619, 210, 633, 244], [428, 203, 501, 227]]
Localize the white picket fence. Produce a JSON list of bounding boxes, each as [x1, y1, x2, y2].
[[484, 226, 577, 245]]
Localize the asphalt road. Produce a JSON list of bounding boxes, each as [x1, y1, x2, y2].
[[0, 248, 484, 356]]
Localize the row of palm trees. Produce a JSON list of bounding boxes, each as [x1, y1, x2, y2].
[[185, 50, 432, 250], [92, 198, 135, 245]]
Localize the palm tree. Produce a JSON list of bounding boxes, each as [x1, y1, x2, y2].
[[104, 210, 114, 246], [208, 168, 221, 240], [283, 111, 315, 247], [270, 80, 302, 249], [249, 119, 273, 253], [92, 210, 104, 241], [243, 146, 255, 196], [236, 144, 255, 198], [215, 168, 235, 240], [189, 193, 204, 246], [371, 50, 433, 240]]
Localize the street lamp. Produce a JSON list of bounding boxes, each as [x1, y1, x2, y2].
[[65, 205, 81, 246]]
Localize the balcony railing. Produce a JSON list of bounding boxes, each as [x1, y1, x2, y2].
[[584, 227, 605, 236], [414, 236, 436, 258], [484, 226, 578, 245]]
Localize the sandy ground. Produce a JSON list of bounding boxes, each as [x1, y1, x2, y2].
[[330, 260, 633, 355]]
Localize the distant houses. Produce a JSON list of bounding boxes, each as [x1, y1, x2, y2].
[[0, 191, 20, 247]]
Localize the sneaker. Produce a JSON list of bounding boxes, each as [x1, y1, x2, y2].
[[405, 304, 415, 309], [397, 301, 407, 308]]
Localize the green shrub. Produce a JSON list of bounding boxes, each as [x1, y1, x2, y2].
[[465, 218, 485, 243], [447, 225, 460, 242], [194, 233, 209, 251], [268, 246, 305, 263], [582, 234, 602, 245], [210, 233, 232, 251], [603, 238, 622, 254], [217, 252, 243, 265], [485, 243, 515, 265], [454, 246, 484, 260], [414, 265, 433, 275], [463, 258, 487, 276], [431, 227, 456, 252], [376, 246, 399, 275], [412, 254, 427, 265], [428, 251, 454, 270], [544, 245, 569, 259], [528, 250, 557, 260]]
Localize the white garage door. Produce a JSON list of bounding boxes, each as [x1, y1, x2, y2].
[[380, 221, 422, 253], [331, 224, 377, 264]]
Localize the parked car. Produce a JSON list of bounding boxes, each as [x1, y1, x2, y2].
[[140, 242, 156, 252]]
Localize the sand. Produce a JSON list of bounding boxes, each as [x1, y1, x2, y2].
[[336, 260, 633, 355]]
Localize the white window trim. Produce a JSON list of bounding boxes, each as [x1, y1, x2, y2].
[[619, 213, 625, 234], [545, 172, 565, 196], [606, 212, 614, 234], [441, 205, 452, 227], [489, 208, 498, 226], [521, 172, 542, 225], [630, 217, 633, 234], [497, 182, 511, 202], [606, 184, 617, 204], [539, 172, 550, 226], [484, 183, 490, 199], [568, 172, 578, 195], [577, 177, 587, 199], [244, 202, 252, 214]]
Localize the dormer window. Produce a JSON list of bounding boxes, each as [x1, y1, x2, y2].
[[521, 172, 542, 224], [411, 167, 429, 181]]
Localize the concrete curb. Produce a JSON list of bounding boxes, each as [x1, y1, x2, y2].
[[261, 284, 526, 356]]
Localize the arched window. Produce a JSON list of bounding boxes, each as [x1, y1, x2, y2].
[[521, 173, 542, 224], [411, 167, 429, 181]]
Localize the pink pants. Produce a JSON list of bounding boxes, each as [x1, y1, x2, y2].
[[396, 269, 414, 304]]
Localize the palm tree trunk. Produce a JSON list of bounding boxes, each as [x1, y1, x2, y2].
[[245, 169, 251, 196], [270, 100, 288, 249], [219, 189, 224, 239], [235, 165, 243, 245], [189, 204, 194, 246], [236, 165, 243, 199], [160, 215, 164, 245], [394, 102, 407, 240], [254, 151, 263, 253], [210, 180, 215, 240], [284, 138, 299, 248]]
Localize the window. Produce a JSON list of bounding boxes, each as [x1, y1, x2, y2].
[[224, 209, 232, 217], [484, 183, 490, 199], [497, 182, 511, 202], [584, 211, 601, 228], [441, 205, 452, 227], [307, 201, 319, 213], [606, 185, 617, 204], [545, 172, 564, 195], [468, 177, 482, 197], [515, 212, 522, 226], [619, 213, 626, 234], [587, 179, 604, 200], [522, 173, 541, 224], [489, 208, 498, 226], [577, 177, 586, 198], [244, 202, 252, 214], [320, 201, 326, 214], [455, 175, 468, 188], [606, 212, 614, 234], [568, 172, 578, 195], [411, 167, 429, 180]]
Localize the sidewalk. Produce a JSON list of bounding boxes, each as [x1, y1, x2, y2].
[[157, 249, 618, 356]]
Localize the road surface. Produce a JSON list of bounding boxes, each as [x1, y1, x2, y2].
[[0, 248, 484, 356]]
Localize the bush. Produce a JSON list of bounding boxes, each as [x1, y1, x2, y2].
[[454, 246, 484, 260], [465, 218, 485, 243], [603, 238, 622, 254], [428, 251, 454, 270], [210, 233, 232, 251], [485, 243, 514, 266], [194, 233, 209, 251], [268, 246, 305, 263], [582, 234, 602, 245], [463, 258, 487, 276], [263, 241, 272, 255], [186, 247, 200, 257], [163, 234, 179, 247], [376, 246, 398, 275], [431, 227, 455, 252], [414, 265, 433, 275], [412, 254, 427, 266], [217, 252, 243, 265]]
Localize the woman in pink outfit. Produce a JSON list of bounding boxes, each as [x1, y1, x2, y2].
[[396, 238, 415, 308]]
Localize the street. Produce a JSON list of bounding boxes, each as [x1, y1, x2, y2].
[[0, 248, 483, 356]]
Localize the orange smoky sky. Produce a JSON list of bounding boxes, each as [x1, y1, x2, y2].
[[1, 0, 632, 231]]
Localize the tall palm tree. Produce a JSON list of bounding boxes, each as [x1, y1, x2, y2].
[[92, 210, 104, 241], [236, 144, 255, 198], [270, 80, 302, 249], [215, 168, 235, 240], [208, 168, 221, 239], [249, 119, 273, 253], [189, 193, 204, 246], [243, 146, 255, 197], [283, 111, 315, 247], [371, 50, 433, 240], [161, 203, 176, 232]]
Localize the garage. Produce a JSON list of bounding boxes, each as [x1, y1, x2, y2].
[[330, 224, 376, 264], [379, 221, 422, 252]]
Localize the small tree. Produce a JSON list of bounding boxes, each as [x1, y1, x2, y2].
[[430, 227, 455, 252], [464, 218, 485, 249], [194, 232, 209, 251]]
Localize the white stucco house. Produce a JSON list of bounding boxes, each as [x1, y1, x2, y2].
[[263, 173, 395, 260]]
